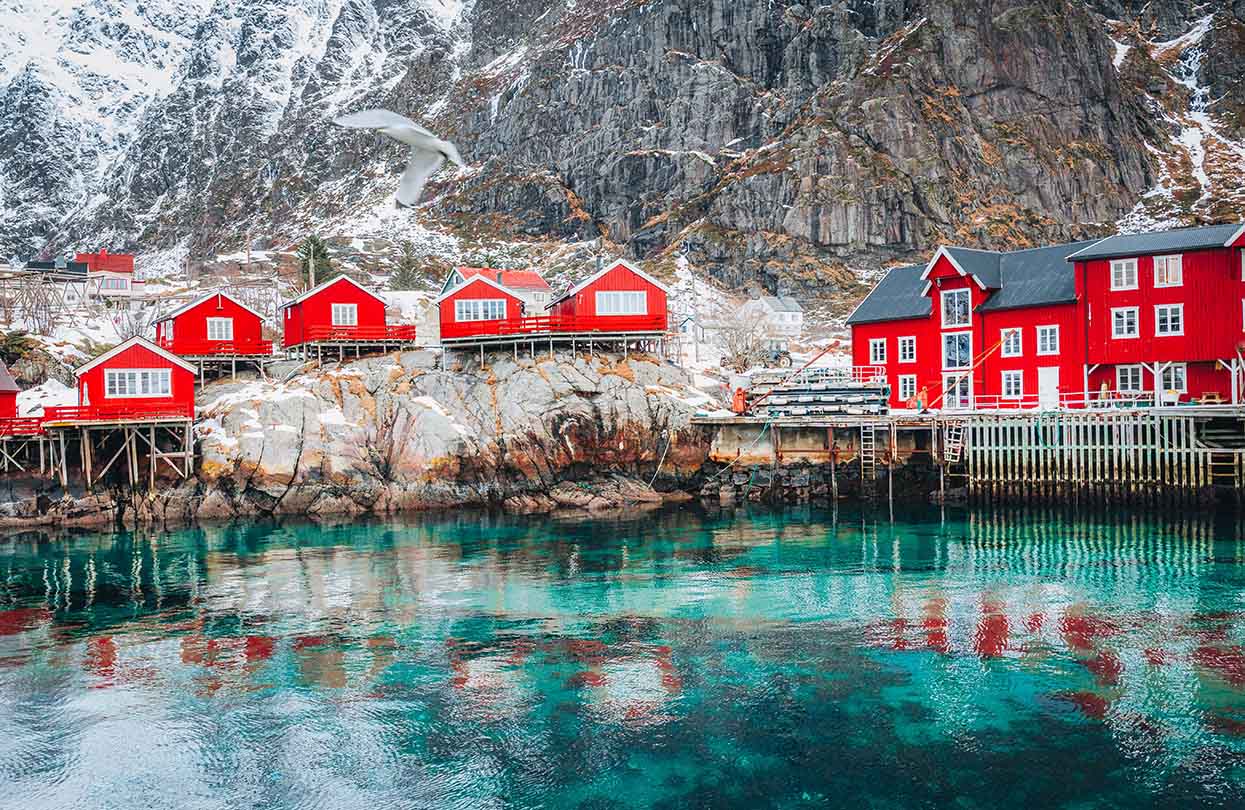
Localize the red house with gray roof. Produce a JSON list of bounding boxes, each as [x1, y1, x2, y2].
[[849, 223, 1245, 409]]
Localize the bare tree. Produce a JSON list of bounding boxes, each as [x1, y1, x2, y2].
[[114, 303, 158, 342], [716, 305, 775, 372]]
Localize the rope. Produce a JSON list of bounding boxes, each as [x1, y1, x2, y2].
[[704, 416, 776, 483], [648, 429, 672, 487], [926, 335, 1006, 410]]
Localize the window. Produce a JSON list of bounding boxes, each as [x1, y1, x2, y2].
[[1154, 254, 1182, 287], [942, 332, 971, 369], [1161, 363, 1187, 393], [454, 299, 507, 322], [1036, 325, 1059, 355], [898, 374, 917, 401], [595, 290, 647, 315], [941, 289, 971, 327], [101, 277, 130, 290], [104, 368, 171, 398], [1110, 258, 1137, 290], [1001, 370, 1023, 399], [1155, 304, 1183, 336], [1000, 328, 1022, 357], [898, 336, 916, 363], [1116, 365, 1142, 393], [206, 317, 233, 341], [869, 338, 887, 364], [1111, 307, 1139, 338], [331, 303, 358, 326]]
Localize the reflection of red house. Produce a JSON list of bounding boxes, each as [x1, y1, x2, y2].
[[280, 275, 416, 349], [154, 290, 271, 358], [548, 259, 669, 334], [43, 336, 198, 423]]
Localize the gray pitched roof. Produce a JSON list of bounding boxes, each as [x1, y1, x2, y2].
[[0, 362, 18, 394], [942, 247, 1001, 288], [846, 264, 930, 324], [978, 239, 1100, 312], [1066, 223, 1245, 262], [761, 295, 803, 313]]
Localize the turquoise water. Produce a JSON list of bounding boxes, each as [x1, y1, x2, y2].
[[1, 507, 1244, 809]]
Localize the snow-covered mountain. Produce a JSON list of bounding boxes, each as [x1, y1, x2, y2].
[[1, 0, 1242, 316]]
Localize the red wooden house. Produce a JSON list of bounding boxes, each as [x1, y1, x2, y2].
[[0, 362, 17, 420], [440, 267, 553, 312], [42, 337, 198, 423], [436, 274, 526, 341], [280, 275, 416, 350], [547, 259, 669, 333], [848, 223, 1245, 410], [155, 290, 271, 358]]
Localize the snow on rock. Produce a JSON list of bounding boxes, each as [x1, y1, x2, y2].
[[16, 379, 76, 416]]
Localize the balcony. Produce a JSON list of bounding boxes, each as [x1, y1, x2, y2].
[[157, 338, 274, 357], [41, 402, 195, 425], [288, 324, 418, 347], [441, 314, 668, 341]]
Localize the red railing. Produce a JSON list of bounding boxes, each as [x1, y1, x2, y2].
[[41, 402, 195, 424], [157, 338, 274, 356], [443, 314, 667, 340], [293, 325, 418, 346], [0, 417, 45, 437]]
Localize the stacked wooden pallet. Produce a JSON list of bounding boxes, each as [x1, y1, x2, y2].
[[747, 367, 890, 417]]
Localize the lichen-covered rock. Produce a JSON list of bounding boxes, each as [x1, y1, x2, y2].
[[185, 350, 717, 517]]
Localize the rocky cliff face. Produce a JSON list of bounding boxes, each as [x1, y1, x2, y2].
[[2, 1, 1243, 304], [147, 350, 715, 521]]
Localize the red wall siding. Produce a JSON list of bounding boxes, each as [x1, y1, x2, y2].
[[439, 280, 523, 339], [158, 294, 264, 349], [282, 278, 387, 347], [557, 263, 668, 327], [1076, 247, 1245, 365], [979, 303, 1081, 404], [78, 344, 196, 414], [851, 316, 935, 408]]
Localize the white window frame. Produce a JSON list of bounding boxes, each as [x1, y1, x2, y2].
[[898, 374, 917, 401], [1153, 254, 1182, 287], [869, 338, 887, 365], [1111, 306, 1139, 339], [595, 290, 647, 316], [1001, 370, 1023, 399], [897, 336, 916, 364], [1110, 258, 1137, 291], [1036, 325, 1059, 356], [206, 317, 233, 341], [104, 368, 172, 399], [1116, 365, 1143, 393], [331, 303, 358, 327], [941, 288, 971, 328], [1154, 303, 1183, 336], [1161, 363, 1187, 394], [454, 299, 507, 322], [942, 331, 972, 370], [1000, 328, 1022, 358]]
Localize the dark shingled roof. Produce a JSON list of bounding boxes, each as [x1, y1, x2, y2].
[[1066, 223, 1245, 262], [978, 240, 1100, 312], [942, 247, 1001, 289], [846, 264, 930, 324]]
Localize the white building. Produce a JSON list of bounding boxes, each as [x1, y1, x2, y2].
[[740, 295, 804, 338]]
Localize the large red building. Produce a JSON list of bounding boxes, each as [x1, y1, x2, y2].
[[43, 337, 198, 422], [280, 275, 415, 349], [849, 223, 1245, 409], [155, 291, 271, 358]]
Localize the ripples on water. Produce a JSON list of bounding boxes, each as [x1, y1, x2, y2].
[[0, 506, 1244, 809]]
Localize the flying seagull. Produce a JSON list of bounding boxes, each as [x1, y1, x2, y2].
[[333, 109, 465, 207]]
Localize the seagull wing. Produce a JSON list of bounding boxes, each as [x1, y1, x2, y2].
[[333, 109, 439, 144], [396, 147, 446, 207]]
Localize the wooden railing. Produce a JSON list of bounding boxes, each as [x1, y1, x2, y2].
[[157, 338, 274, 356], [296, 325, 418, 344], [0, 417, 45, 437], [442, 314, 667, 340], [41, 402, 195, 423]]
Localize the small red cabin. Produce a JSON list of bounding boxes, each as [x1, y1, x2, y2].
[[280, 275, 415, 348], [75, 249, 135, 275], [548, 259, 669, 333], [155, 291, 271, 357], [46, 337, 198, 422], [436, 275, 525, 340]]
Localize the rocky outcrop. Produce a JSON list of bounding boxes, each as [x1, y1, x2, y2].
[[131, 350, 717, 522]]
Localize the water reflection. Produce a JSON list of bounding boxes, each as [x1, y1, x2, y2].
[[1, 506, 1244, 808]]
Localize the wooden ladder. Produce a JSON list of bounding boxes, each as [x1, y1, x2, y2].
[[860, 424, 877, 490], [943, 421, 966, 464]]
